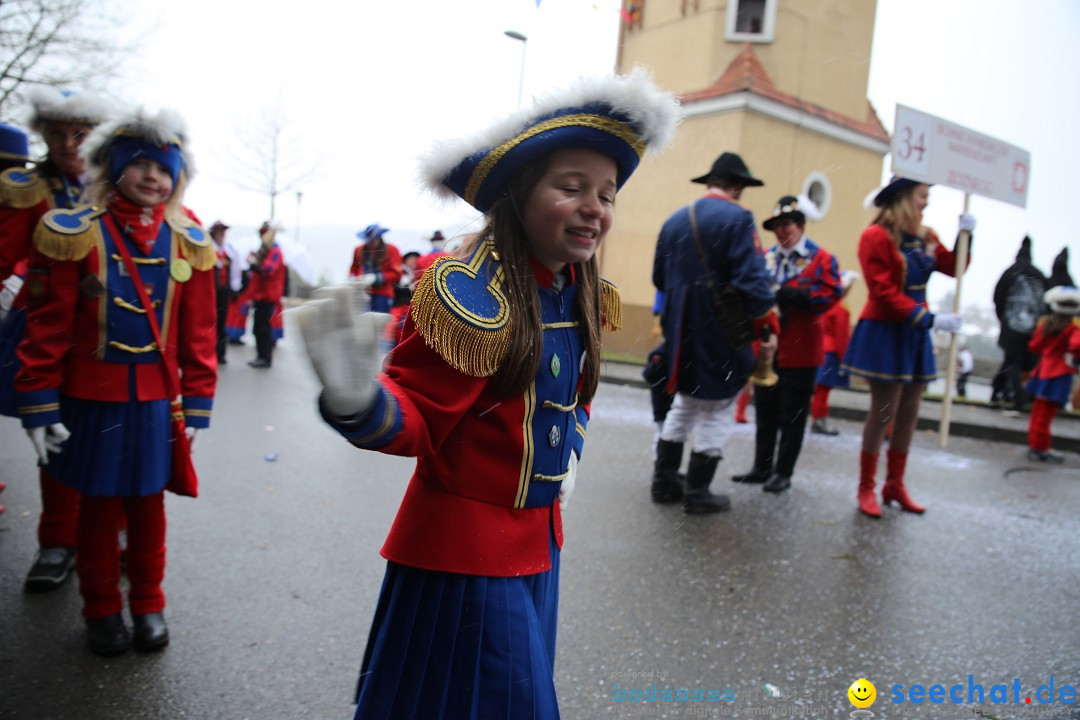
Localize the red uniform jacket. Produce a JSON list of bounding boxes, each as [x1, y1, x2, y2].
[[764, 237, 840, 368], [1027, 317, 1080, 381], [821, 302, 852, 358], [0, 166, 82, 283], [16, 207, 218, 428], [349, 242, 403, 300], [249, 244, 285, 303]]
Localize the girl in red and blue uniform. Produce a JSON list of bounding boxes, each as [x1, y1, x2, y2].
[[297, 70, 679, 720], [15, 108, 217, 655], [842, 177, 973, 517], [348, 223, 403, 313], [1024, 286, 1080, 463]]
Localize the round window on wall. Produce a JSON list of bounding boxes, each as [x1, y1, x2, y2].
[[802, 172, 832, 219]]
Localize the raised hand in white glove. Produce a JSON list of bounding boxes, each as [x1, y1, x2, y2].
[[294, 284, 391, 417], [932, 312, 963, 334], [560, 452, 578, 511], [185, 426, 200, 451], [958, 213, 976, 233], [26, 423, 71, 465], [355, 273, 378, 290]]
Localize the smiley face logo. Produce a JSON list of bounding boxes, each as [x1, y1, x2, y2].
[[848, 678, 876, 708]]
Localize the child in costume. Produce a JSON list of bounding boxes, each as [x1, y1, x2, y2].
[[15, 108, 217, 655], [842, 177, 973, 517], [0, 88, 112, 590], [810, 270, 859, 435], [1025, 286, 1080, 463], [297, 69, 679, 719]]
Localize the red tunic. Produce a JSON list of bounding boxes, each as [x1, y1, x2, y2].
[[349, 242, 403, 300]]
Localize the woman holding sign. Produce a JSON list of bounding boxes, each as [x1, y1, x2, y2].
[[841, 177, 974, 518]]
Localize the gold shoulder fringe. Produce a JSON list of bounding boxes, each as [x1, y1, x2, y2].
[[33, 206, 102, 261], [409, 249, 511, 378], [0, 168, 48, 209], [600, 278, 622, 331], [168, 214, 216, 271]]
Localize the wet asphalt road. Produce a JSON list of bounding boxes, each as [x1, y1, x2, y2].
[[0, 337, 1077, 720]]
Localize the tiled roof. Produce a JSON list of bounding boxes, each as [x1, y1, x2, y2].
[[681, 43, 890, 144]]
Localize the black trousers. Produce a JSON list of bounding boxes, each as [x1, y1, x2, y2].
[[215, 285, 230, 361], [992, 342, 1030, 411], [751, 366, 817, 478], [253, 300, 277, 362]]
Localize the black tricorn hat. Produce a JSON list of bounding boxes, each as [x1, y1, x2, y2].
[[762, 195, 806, 231], [691, 152, 764, 187]]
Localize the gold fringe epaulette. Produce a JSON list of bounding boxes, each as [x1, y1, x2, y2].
[[168, 214, 216, 271], [600, 278, 622, 331], [0, 167, 48, 209], [409, 242, 511, 378], [33, 205, 104, 261]]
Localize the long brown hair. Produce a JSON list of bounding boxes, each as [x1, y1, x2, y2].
[[872, 185, 925, 245], [481, 157, 604, 404]]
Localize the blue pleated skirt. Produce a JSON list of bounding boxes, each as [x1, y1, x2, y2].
[[1026, 374, 1072, 407], [0, 307, 26, 418], [354, 533, 561, 720], [815, 352, 850, 388], [842, 318, 937, 383], [50, 394, 172, 497]]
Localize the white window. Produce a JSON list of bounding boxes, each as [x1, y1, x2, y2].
[[802, 171, 832, 220], [725, 0, 777, 43]]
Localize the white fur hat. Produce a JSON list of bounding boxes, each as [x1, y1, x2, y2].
[[81, 107, 195, 184], [26, 86, 112, 132], [1045, 286, 1080, 316]]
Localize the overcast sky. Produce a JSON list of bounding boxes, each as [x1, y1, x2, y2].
[[104, 0, 1078, 309]]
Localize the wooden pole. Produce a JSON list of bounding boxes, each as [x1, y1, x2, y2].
[[938, 193, 971, 448]]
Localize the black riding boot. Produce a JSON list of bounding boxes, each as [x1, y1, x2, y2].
[[683, 452, 731, 514], [651, 439, 684, 503]]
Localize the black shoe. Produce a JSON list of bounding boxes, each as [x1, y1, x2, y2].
[[87, 614, 131, 656], [228, 338, 245, 345], [25, 546, 77, 592], [731, 469, 770, 484], [651, 478, 683, 503], [218, 355, 228, 365], [247, 358, 272, 368], [762, 473, 792, 493], [1028, 449, 1065, 464], [132, 612, 170, 652], [811, 419, 839, 436]]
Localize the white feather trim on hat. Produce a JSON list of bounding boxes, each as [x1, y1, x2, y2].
[[795, 194, 822, 221], [82, 107, 195, 181], [26, 86, 113, 132], [1044, 286, 1080, 315], [419, 66, 681, 203]]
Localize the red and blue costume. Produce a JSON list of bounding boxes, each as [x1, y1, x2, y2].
[[16, 205, 217, 618], [321, 240, 619, 719], [812, 300, 852, 420], [248, 241, 286, 363], [843, 226, 967, 382], [349, 240, 402, 313], [1025, 317, 1080, 452]]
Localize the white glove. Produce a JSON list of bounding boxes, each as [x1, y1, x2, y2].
[[958, 213, 976, 233], [356, 273, 378, 289], [560, 452, 578, 511], [0, 275, 23, 320], [932, 312, 963, 334], [26, 423, 71, 465], [185, 426, 200, 451], [295, 284, 391, 417]]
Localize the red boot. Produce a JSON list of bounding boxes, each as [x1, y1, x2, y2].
[[881, 449, 925, 514], [735, 387, 751, 424], [858, 450, 882, 518]]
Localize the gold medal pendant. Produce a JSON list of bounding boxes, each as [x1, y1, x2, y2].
[[170, 258, 192, 283]]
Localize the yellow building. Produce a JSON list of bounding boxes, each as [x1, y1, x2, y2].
[[602, 0, 888, 357]]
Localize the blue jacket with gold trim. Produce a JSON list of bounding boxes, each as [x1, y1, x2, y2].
[[321, 240, 620, 577]]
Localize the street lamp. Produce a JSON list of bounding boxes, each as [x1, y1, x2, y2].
[[504, 30, 527, 109]]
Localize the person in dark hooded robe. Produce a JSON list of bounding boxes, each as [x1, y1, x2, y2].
[[991, 236, 1047, 414]]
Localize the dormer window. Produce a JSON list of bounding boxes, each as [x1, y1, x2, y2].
[[726, 0, 777, 43]]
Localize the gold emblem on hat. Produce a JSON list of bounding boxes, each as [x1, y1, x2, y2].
[[170, 258, 192, 283]]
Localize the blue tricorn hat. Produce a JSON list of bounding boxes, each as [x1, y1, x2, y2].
[[0, 122, 29, 164], [421, 67, 680, 213], [869, 175, 932, 208], [358, 223, 389, 241]]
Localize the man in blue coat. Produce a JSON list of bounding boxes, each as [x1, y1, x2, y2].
[[651, 152, 779, 514]]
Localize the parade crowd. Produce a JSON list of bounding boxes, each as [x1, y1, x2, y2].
[[0, 74, 1077, 720]]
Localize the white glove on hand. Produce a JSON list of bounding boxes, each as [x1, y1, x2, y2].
[[185, 426, 200, 451], [295, 284, 391, 417], [958, 213, 976, 233], [26, 423, 71, 465], [356, 273, 378, 290], [560, 452, 578, 511], [0, 275, 23, 319], [932, 312, 963, 334]]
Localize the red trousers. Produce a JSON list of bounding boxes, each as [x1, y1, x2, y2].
[[1028, 397, 1060, 452], [76, 493, 166, 619], [39, 468, 80, 548], [811, 385, 830, 420]]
